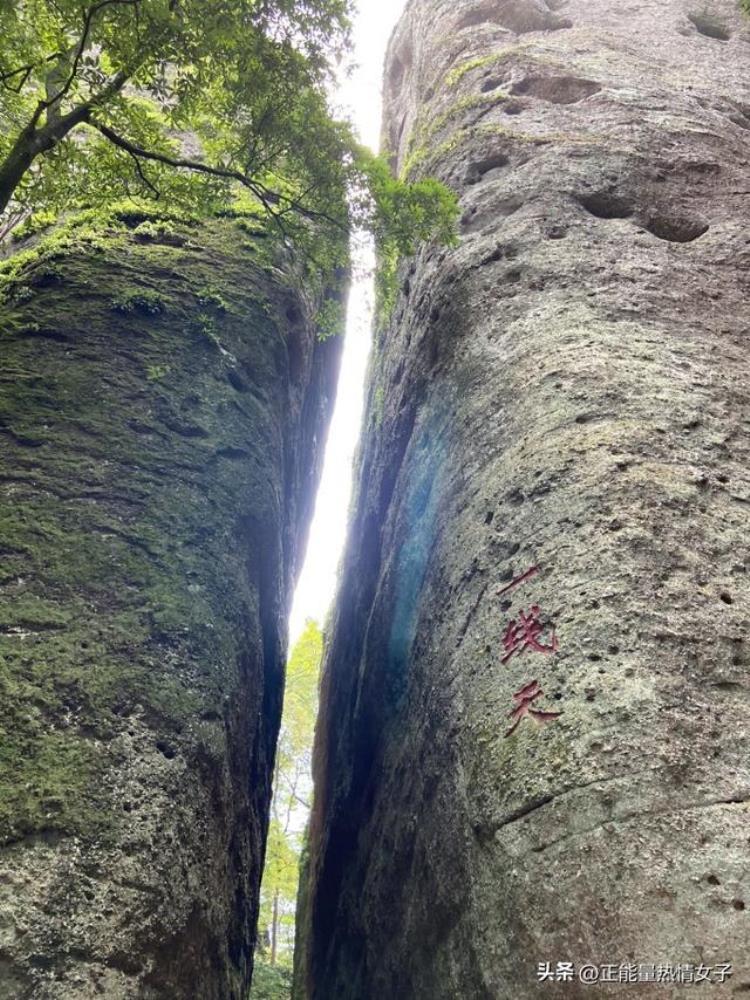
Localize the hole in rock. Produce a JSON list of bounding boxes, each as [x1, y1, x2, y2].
[[720, 592, 733, 605], [479, 245, 507, 264], [155, 739, 177, 759], [481, 76, 506, 93], [737, 899, 749, 912], [226, 369, 248, 392], [455, 0, 571, 33], [497, 197, 523, 218], [504, 7, 572, 33], [578, 192, 633, 219], [466, 154, 510, 184], [688, 12, 731, 41], [707, 874, 721, 885], [728, 106, 750, 131], [454, 6, 493, 30], [512, 75, 601, 104], [645, 216, 709, 243]]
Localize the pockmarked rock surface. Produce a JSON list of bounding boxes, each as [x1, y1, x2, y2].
[[0, 213, 342, 999], [302, 1, 750, 997]]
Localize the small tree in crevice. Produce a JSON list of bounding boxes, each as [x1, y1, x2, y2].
[[252, 619, 323, 992]]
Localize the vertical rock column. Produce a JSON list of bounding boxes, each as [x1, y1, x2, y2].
[[0, 214, 342, 999], [304, 1, 750, 997]]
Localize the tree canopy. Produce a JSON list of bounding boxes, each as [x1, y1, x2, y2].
[[0, 0, 457, 271]]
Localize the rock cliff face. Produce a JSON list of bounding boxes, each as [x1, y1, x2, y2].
[[303, 2, 750, 997], [0, 213, 341, 999]]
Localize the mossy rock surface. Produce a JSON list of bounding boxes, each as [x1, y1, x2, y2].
[[0, 212, 342, 999]]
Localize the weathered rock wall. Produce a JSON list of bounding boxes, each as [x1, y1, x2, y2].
[[0, 212, 341, 999], [304, 1, 750, 997]]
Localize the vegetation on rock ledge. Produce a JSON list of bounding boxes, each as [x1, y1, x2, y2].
[[0, 0, 457, 298]]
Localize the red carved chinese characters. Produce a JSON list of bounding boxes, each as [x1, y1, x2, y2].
[[505, 680, 561, 737], [500, 565, 562, 737], [501, 604, 559, 663], [497, 565, 539, 596]]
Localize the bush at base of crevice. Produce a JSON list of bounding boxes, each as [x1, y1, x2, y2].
[[249, 960, 293, 1000]]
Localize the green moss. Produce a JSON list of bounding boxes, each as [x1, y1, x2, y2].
[[403, 122, 605, 181], [445, 44, 533, 86], [9, 284, 34, 305], [196, 287, 228, 311], [9, 209, 58, 242], [0, 210, 320, 847], [372, 385, 385, 428], [146, 363, 171, 381], [0, 718, 109, 843], [0, 594, 72, 630], [110, 289, 167, 314], [192, 311, 223, 348], [374, 244, 402, 327], [132, 219, 181, 243], [402, 91, 510, 180]]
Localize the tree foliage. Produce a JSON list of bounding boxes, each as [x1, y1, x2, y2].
[[253, 619, 323, 978], [0, 0, 457, 273], [364, 155, 458, 321], [249, 960, 293, 1000]]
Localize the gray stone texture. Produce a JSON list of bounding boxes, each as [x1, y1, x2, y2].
[[0, 217, 342, 998], [304, 1, 750, 997]]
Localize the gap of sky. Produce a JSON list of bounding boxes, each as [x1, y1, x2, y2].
[[288, 0, 407, 645]]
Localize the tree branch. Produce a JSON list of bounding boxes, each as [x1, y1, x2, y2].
[[1, 53, 62, 94], [0, 208, 31, 243], [129, 150, 160, 198], [91, 119, 248, 183], [1, 64, 34, 94], [44, 0, 142, 115], [89, 119, 349, 234]]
